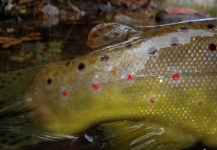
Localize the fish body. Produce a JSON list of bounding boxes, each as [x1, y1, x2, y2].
[[1, 19, 217, 149]]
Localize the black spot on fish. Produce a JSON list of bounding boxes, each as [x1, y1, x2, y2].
[[47, 78, 52, 85], [180, 27, 188, 33], [148, 47, 157, 54], [101, 55, 109, 62], [171, 37, 179, 46], [208, 43, 216, 52], [65, 62, 70, 67], [207, 24, 215, 29], [172, 44, 179, 46], [8, 81, 12, 85], [78, 63, 85, 71], [126, 43, 132, 47]]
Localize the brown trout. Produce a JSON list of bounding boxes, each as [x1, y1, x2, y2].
[[0, 19, 217, 150]]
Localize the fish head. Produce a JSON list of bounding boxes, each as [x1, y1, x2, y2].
[[23, 51, 118, 136], [22, 22, 141, 136]]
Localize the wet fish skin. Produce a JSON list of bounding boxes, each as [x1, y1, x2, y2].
[[25, 19, 217, 147], [1, 19, 217, 149]]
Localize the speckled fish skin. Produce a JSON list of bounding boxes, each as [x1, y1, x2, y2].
[[5, 19, 217, 149]]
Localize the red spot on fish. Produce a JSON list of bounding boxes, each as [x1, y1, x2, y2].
[[62, 90, 68, 97], [150, 97, 155, 104], [126, 72, 135, 81], [172, 72, 180, 81], [91, 82, 100, 90], [198, 101, 203, 106]]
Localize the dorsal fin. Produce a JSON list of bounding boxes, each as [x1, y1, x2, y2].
[[87, 23, 140, 49]]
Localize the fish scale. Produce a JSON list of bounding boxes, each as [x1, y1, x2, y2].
[[1, 19, 217, 149]]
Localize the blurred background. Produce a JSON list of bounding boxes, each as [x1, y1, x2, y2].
[[0, 0, 216, 70], [0, 0, 216, 149]]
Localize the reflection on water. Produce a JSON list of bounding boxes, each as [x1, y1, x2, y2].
[[0, 20, 96, 70]]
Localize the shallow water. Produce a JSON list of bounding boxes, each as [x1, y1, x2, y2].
[[0, 20, 98, 70], [0, 0, 216, 70]]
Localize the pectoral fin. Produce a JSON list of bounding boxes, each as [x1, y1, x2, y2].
[[99, 121, 198, 150], [0, 129, 46, 150], [0, 66, 42, 117]]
